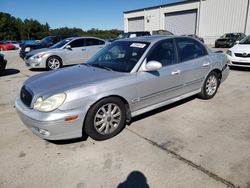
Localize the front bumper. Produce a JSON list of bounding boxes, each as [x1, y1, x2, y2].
[[15, 96, 86, 140], [25, 57, 47, 68], [226, 55, 250, 67]]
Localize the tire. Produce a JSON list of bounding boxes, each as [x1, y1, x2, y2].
[[198, 71, 220, 100], [46, 56, 62, 70], [84, 97, 126, 141]]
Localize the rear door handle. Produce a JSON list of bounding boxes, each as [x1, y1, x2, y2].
[[82, 48, 86, 51], [203, 62, 210, 67], [171, 70, 181, 75]]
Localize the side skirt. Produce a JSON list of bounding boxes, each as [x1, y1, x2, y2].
[[131, 89, 201, 117]]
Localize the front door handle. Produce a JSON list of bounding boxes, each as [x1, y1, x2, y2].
[[171, 70, 181, 75], [82, 48, 86, 51], [203, 62, 210, 67]]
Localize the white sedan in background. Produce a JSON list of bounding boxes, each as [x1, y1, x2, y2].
[[226, 35, 250, 67], [25, 37, 107, 70]]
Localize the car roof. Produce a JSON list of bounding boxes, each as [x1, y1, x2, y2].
[[118, 35, 176, 43], [65, 36, 104, 40]]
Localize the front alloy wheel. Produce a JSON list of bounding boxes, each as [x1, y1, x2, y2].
[[94, 103, 122, 135], [84, 97, 126, 141], [46, 56, 61, 70]]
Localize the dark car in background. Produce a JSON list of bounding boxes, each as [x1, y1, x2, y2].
[[109, 31, 151, 42], [0, 53, 7, 71], [182, 34, 204, 43], [215, 33, 246, 48], [19, 35, 76, 59], [152, 30, 174, 36]]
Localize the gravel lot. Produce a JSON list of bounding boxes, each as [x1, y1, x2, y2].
[[0, 49, 250, 188]]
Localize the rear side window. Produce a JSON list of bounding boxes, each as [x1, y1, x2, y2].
[[69, 39, 85, 48], [176, 38, 207, 62], [85, 38, 105, 46]]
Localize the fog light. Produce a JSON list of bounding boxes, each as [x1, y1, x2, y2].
[[32, 127, 50, 137], [39, 129, 50, 136]]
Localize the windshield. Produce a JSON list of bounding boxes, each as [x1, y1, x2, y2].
[[239, 35, 250, 44], [221, 33, 236, 38], [50, 38, 72, 49], [39, 36, 53, 45], [87, 41, 150, 73]]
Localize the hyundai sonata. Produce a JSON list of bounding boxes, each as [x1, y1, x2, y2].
[[16, 36, 229, 141]]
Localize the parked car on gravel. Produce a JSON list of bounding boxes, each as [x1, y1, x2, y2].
[[0, 53, 7, 71], [0, 41, 16, 51], [19, 35, 76, 59], [226, 35, 250, 67], [4, 40, 20, 49], [215, 33, 245, 48], [15, 35, 229, 141], [24, 36, 107, 70]]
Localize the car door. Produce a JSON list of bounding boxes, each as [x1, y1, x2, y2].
[[175, 38, 211, 94], [84, 38, 105, 61], [63, 38, 86, 65], [133, 39, 186, 111]]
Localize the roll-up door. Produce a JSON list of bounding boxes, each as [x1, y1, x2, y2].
[[165, 9, 197, 35], [128, 17, 144, 32]]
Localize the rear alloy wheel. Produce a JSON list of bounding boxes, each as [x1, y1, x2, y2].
[[46, 56, 61, 70], [84, 97, 126, 141], [198, 71, 219, 99]]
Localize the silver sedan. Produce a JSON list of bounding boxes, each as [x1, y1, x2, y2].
[[16, 36, 229, 141], [24, 37, 107, 70]]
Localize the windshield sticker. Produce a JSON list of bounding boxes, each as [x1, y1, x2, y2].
[[130, 43, 146, 48]]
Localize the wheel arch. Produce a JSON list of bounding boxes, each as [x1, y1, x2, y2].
[[210, 68, 222, 82], [82, 95, 131, 134], [46, 55, 63, 66]]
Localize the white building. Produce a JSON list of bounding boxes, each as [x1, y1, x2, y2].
[[124, 0, 250, 44]]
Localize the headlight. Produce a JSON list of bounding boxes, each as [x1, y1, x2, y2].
[[34, 93, 66, 112], [226, 50, 232, 56], [25, 47, 31, 52], [33, 53, 46, 59]]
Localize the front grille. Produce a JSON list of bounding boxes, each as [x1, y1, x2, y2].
[[232, 62, 250, 66], [234, 53, 250, 58], [20, 86, 33, 107], [217, 39, 228, 42]]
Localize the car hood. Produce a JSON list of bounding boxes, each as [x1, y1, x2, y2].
[[27, 48, 52, 57], [230, 44, 250, 52], [24, 65, 126, 98]]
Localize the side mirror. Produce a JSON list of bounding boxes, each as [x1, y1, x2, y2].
[[145, 61, 162, 71], [65, 45, 72, 50], [235, 41, 240, 44], [48, 42, 53, 46]]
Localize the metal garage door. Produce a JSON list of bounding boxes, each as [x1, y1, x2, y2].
[[165, 9, 197, 35], [128, 17, 144, 32]]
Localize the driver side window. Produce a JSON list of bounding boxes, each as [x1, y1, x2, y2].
[[147, 39, 176, 67]]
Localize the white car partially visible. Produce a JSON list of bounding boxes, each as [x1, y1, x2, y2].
[[226, 35, 250, 67]]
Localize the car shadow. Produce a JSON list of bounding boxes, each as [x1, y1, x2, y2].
[[47, 132, 89, 145], [29, 68, 47, 72], [0, 68, 20, 77], [130, 95, 196, 124], [229, 66, 250, 71]]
